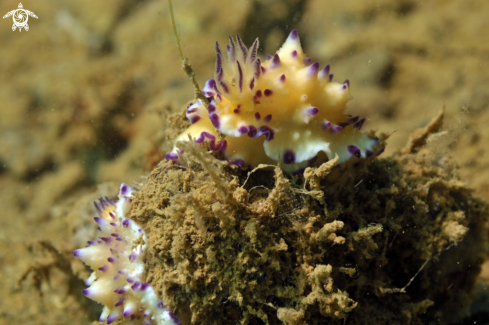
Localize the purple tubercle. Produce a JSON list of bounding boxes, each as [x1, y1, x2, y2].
[[72, 249, 81, 257], [264, 114, 272, 123], [264, 89, 273, 96], [347, 145, 361, 158], [283, 150, 296, 164], [304, 58, 312, 65], [141, 282, 150, 291], [319, 65, 330, 78], [123, 306, 134, 317], [236, 34, 248, 62], [257, 126, 275, 141], [261, 66, 267, 74], [127, 276, 134, 284], [291, 50, 297, 58], [341, 84, 347, 91], [195, 131, 216, 144], [227, 36, 236, 62], [157, 301, 165, 309], [353, 117, 366, 130], [288, 29, 299, 41], [108, 257, 115, 263], [280, 74, 286, 82], [120, 184, 129, 196], [266, 54, 272, 60], [87, 240, 97, 246], [322, 121, 332, 130], [169, 311, 184, 325], [110, 222, 118, 227], [131, 281, 141, 291], [100, 237, 112, 244], [208, 103, 216, 112], [165, 152, 178, 161], [330, 125, 343, 134], [238, 125, 249, 135], [255, 90, 262, 98], [237, 61, 243, 92], [250, 38, 259, 62], [247, 125, 257, 137], [98, 264, 108, 272], [271, 54, 280, 68], [82, 289, 91, 296], [190, 116, 201, 124], [203, 79, 217, 96], [308, 62, 319, 76], [210, 113, 220, 128], [306, 107, 319, 116], [229, 159, 245, 167], [115, 298, 124, 307], [122, 218, 130, 227], [255, 112, 261, 120], [111, 233, 118, 237], [107, 314, 118, 324]]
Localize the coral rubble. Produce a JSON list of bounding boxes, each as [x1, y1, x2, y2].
[[131, 112, 488, 324]]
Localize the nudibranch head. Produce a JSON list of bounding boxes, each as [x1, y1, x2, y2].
[[73, 184, 181, 325], [167, 30, 380, 172]]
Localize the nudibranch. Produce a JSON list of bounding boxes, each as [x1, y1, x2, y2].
[[73, 184, 181, 325], [166, 30, 379, 172]]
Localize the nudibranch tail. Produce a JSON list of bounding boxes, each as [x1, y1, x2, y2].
[[166, 30, 382, 172], [73, 184, 181, 325]]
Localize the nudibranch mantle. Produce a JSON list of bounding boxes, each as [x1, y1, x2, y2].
[[73, 184, 181, 325], [167, 30, 378, 172]]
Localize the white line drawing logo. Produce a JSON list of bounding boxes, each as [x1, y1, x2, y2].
[[3, 3, 38, 32]]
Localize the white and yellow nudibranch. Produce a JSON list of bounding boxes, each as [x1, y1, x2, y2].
[[166, 30, 380, 172], [73, 184, 181, 325]]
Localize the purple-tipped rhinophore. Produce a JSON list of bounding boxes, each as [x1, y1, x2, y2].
[[227, 36, 236, 62], [249, 38, 259, 63], [236, 34, 248, 62], [237, 61, 243, 92]]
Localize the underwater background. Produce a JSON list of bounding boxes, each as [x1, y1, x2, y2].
[[1, 0, 489, 324]]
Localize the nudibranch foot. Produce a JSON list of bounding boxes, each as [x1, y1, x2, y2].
[[166, 30, 381, 173]]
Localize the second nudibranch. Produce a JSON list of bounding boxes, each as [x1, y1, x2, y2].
[[166, 30, 379, 172]]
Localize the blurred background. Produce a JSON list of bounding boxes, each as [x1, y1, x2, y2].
[[0, 0, 488, 323]]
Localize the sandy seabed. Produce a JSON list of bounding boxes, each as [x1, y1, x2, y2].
[[1, 0, 489, 324]]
